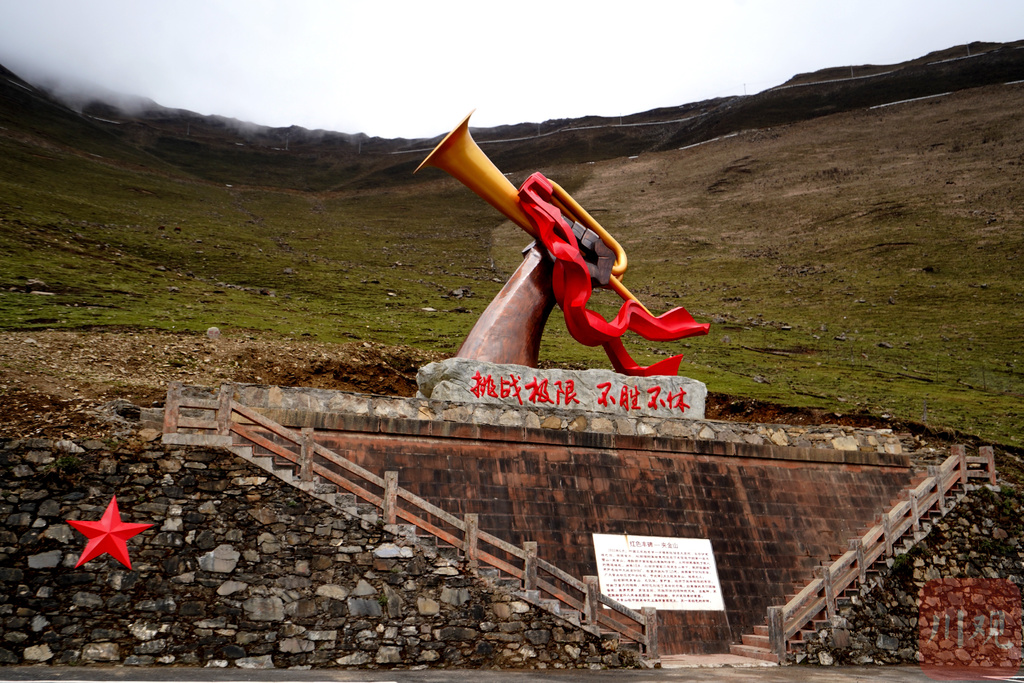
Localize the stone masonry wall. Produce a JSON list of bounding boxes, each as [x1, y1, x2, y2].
[[0, 437, 637, 669], [216, 383, 914, 459]]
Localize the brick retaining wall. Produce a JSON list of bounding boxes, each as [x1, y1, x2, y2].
[[207, 385, 920, 655]]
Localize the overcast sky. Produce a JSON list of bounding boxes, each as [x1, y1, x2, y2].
[[0, 0, 1021, 139]]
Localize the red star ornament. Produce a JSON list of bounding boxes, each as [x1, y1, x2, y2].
[[67, 495, 152, 569]]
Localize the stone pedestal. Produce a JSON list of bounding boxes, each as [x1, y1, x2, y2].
[[417, 358, 707, 421]]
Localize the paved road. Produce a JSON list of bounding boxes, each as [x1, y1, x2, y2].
[[0, 666, 1014, 683]]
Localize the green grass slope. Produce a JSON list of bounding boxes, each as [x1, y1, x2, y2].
[[546, 84, 1023, 448]]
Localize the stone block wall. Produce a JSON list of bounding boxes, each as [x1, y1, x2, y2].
[[0, 438, 635, 669], [222, 383, 913, 457]]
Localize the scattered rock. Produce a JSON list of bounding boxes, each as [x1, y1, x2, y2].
[[82, 642, 119, 662], [55, 439, 85, 453], [137, 427, 161, 442], [237, 654, 275, 669], [27, 550, 62, 569], [316, 584, 349, 600], [199, 544, 240, 573], [216, 580, 249, 596], [242, 596, 284, 622], [23, 644, 53, 661]]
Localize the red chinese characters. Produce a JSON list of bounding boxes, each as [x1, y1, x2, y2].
[[524, 377, 553, 404], [469, 371, 500, 399], [471, 372, 580, 407], [554, 380, 580, 406], [598, 381, 689, 413], [472, 373, 690, 413], [500, 374, 523, 403]]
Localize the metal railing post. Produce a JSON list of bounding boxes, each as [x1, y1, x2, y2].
[[299, 428, 314, 484], [850, 538, 866, 584], [910, 489, 920, 532], [216, 384, 232, 436], [953, 445, 968, 485], [816, 565, 836, 621], [882, 511, 894, 557], [163, 381, 182, 434], [929, 466, 946, 514], [981, 446, 996, 485]]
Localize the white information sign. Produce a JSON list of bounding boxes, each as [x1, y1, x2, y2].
[[592, 534, 724, 611]]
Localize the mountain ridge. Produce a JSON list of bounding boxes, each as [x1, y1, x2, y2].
[[2, 39, 1022, 192]]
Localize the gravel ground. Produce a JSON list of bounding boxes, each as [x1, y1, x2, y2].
[[0, 329, 441, 439]]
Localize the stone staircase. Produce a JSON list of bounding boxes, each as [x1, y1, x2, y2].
[[162, 381, 996, 664], [730, 625, 776, 662], [202, 423, 626, 655], [228, 440, 599, 631], [736, 500, 957, 662], [174, 382, 661, 659], [729, 445, 994, 664]]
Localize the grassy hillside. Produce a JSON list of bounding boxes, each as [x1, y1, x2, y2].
[[0, 51, 1022, 449], [538, 84, 1024, 449]]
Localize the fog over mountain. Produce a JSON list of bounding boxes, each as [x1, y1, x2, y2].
[[1, 0, 1022, 138]]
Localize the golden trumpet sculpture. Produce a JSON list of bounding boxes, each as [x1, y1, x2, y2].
[[415, 111, 649, 313]]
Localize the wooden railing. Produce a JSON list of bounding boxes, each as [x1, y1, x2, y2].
[[766, 444, 996, 660], [161, 382, 659, 660]]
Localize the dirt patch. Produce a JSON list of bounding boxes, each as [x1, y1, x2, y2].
[[0, 330, 442, 439], [0, 329, 997, 461], [0, 386, 114, 440], [706, 392, 903, 429], [236, 341, 443, 397]]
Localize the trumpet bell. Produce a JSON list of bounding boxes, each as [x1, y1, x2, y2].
[[415, 111, 537, 238]]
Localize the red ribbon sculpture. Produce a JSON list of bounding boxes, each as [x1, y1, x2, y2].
[[518, 173, 709, 377], [416, 111, 710, 377]]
